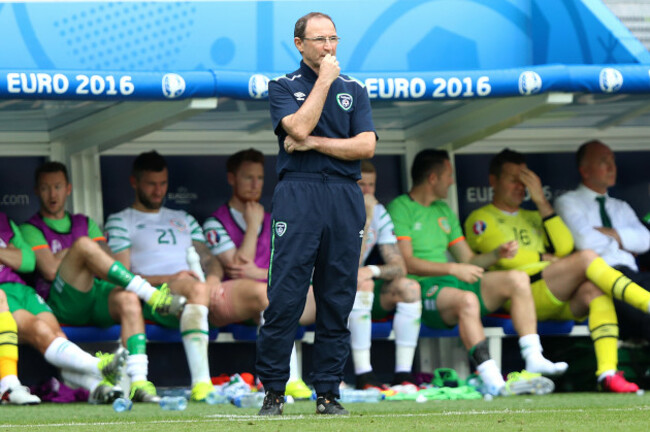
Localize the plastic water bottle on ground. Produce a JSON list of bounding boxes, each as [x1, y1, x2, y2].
[[159, 396, 188, 411], [112, 397, 133, 412], [205, 391, 228, 405], [159, 387, 191, 398], [339, 388, 383, 403], [232, 392, 265, 408], [222, 375, 250, 402]]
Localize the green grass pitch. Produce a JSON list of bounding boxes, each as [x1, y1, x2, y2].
[[1, 393, 649, 431]]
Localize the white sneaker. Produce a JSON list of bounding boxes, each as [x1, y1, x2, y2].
[[1, 386, 41, 405]]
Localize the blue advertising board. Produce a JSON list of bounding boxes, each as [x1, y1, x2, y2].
[[0, 157, 47, 223]]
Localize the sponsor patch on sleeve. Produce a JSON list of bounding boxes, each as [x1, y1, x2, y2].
[[206, 230, 220, 246]]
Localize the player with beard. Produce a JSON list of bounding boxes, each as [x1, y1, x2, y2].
[[465, 149, 650, 392], [20, 161, 181, 403], [105, 150, 267, 402]]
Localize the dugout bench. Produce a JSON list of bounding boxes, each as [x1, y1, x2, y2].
[[59, 317, 589, 383]]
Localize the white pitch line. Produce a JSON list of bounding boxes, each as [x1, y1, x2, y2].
[[1, 406, 650, 428]]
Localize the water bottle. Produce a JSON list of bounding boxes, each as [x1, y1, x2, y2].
[[159, 387, 191, 399], [112, 397, 133, 412], [222, 375, 250, 401], [232, 392, 265, 408], [338, 388, 383, 403], [159, 396, 188, 411], [186, 246, 206, 282], [466, 375, 488, 395], [205, 391, 228, 405]]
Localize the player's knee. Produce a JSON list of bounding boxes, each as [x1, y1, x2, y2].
[[507, 270, 531, 296], [357, 278, 374, 292], [578, 283, 603, 305], [32, 318, 51, 337], [31, 318, 57, 348], [71, 236, 94, 253], [114, 290, 142, 316], [396, 278, 420, 303], [185, 281, 209, 305], [456, 291, 480, 318], [254, 282, 269, 311], [577, 249, 599, 268]]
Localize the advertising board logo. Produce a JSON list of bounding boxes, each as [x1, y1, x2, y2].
[[162, 73, 186, 99], [599, 68, 623, 93], [167, 186, 197, 206], [249, 74, 270, 99], [518, 71, 542, 95]]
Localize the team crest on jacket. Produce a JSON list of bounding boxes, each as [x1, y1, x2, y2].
[[337, 93, 353, 110], [275, 221, 287, 237], [473, 220, 487, 235]]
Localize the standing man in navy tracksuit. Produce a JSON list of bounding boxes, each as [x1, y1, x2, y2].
[[256, 11, 377, 416]]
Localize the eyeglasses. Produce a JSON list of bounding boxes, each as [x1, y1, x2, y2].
[[302, 36, 340, 44]]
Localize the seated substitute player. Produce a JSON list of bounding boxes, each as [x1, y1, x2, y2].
[[106, 150, 261, 402], [464, 148, 650, 393], [351, 160, 422, 391], [388, 149, 565, 397], [1, 210, 126, 404], [555, 140, 650, 340], [20, 161, 183, 403], [202, 148, 312, 400], [0, 289, 40, 405]]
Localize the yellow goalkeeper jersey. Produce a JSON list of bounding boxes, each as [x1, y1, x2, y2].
[[464, 204, 574, 275]]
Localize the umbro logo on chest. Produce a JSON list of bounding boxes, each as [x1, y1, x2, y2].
[[294, 92, 306, 101]]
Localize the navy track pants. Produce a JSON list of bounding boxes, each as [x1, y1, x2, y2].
[[256, 172, 365, 395]]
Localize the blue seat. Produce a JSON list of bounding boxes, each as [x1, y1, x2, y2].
[[481, 315, 576, 336], [146, 324, 219, 342], [220, 323, 306, 341], [371, 321, 393, 339], [220, 323, 258, 341], [61, 324, 122, 343], [419, 324, 459, 338]]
